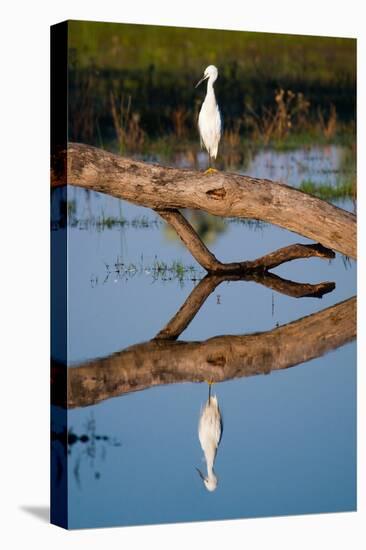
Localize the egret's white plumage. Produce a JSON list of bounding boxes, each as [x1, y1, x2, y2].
[[196, 65, 222, 162], [196, 387, 223, 492]]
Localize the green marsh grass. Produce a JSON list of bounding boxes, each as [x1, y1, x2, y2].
[[68, 21, 356, 148], [299, 180, 356, 201], [99, 256, 204, 287]]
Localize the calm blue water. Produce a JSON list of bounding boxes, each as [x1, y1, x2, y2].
[[53, 146, 356, 528]]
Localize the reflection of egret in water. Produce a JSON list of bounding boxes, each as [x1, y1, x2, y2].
[[164, 210, 227, 245], [196, 383, 223, 492]]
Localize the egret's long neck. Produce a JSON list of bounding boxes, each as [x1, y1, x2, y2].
[[204, 443, 217, 476], [206, 77, 216, 98], [207, 461, 215, 478], [206, 464, 217, 487]]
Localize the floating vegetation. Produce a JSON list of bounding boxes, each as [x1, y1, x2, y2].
[[52, 211, 162, 231], [299, 179, 356, 202], [92, 256, 205, 287], [52, 414, 121, 488]]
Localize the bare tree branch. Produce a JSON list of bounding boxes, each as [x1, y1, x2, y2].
[[56, 142, 356, 258], [157, 208, 335, 273]]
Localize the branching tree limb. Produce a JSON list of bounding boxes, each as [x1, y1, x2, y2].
[[156, 208, 335, 273], [55, 142, 356, 258]]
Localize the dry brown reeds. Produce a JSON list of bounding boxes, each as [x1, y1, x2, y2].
[[221, 120, 245, 169], [110, 91, 145, 152], [244, 89, 311, 145], [317, 103, 338, 139], [171, 107, 189, 138]]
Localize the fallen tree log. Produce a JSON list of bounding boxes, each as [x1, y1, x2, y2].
[[58, 296, 355, 408], [56, 142, 357, 259]]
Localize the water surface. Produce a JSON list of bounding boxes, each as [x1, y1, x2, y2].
[[52, 145, 356, 528]]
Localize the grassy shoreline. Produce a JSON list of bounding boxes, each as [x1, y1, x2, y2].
[[67, 22, 356, 146]]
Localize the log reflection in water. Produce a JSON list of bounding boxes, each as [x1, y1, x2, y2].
[[61, 296, 355, 409], [156, 271, 335, 341]]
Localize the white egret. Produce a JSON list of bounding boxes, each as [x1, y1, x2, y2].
[[196, 384, 223, 492], [195, 65, 222, 173]]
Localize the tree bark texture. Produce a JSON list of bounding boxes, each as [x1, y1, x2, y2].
[[55, 142, 356, 259]]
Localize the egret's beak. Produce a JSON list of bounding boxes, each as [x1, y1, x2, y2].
[[195, 74, 208, 88], [196, 467, 205, 481]]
